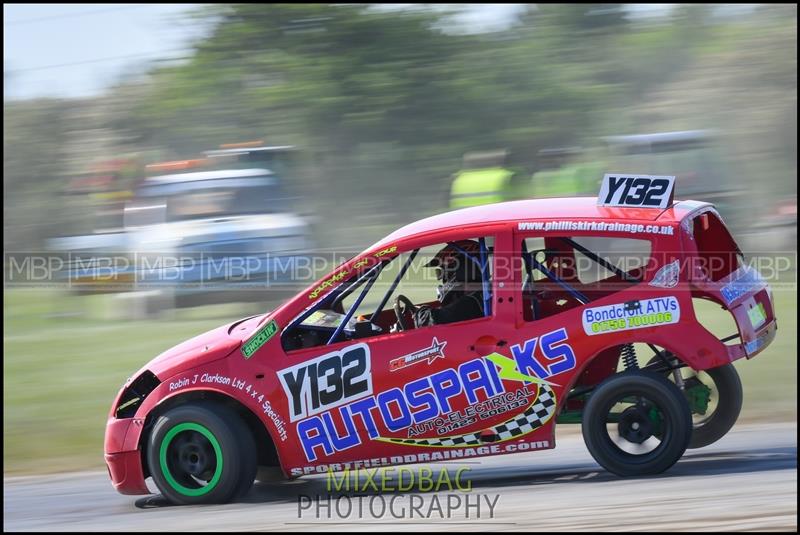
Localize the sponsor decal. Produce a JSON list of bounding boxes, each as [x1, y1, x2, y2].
[[597, 174, 676, 209], [518, 220, 674, 235], [720, 265, 767, 305], [506, 327, 576, 383], [374, 245, 398, 258], [747, 302, 767, 329], [169, 373, 232, 389], [380, 384, 555, 448], [744, 328, 772, 356], [403, 386, 534, 438], [309, 269, 352, 300], [390, 337, 447, 372], [582, 296, 680, 335], [289, 440, 552, 476], [649, 259, 680, 288], [292, 328, 576, 463], [308, 245, 398, 300], [167, 372, 288, 441], [278, 343, 372, 422], [241, 319, 278, 358], [262, 398, 289, 442]]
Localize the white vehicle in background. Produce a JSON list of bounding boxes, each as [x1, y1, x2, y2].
[[121, 145, 315, 314]]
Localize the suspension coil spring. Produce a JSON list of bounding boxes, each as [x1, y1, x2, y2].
[[621, 343, 638, 370]]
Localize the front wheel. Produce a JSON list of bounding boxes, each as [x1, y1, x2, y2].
[[146, 402, 257, 505], [582, 370, 692, 476], [647, 354, 743, 449]]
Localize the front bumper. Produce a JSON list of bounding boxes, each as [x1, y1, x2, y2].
[[105, 450, 149, 495], [104, 417, 150, 495]]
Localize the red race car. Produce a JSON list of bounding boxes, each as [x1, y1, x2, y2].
[[105, 174, 778, 504]]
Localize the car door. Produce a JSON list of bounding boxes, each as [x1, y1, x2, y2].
[[276, 226, 581, 475], [346, 230, 528, 449], [369, 226, 564, 456]]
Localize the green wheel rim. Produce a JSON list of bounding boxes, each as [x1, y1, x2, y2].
[[159, 422, 224, 496]]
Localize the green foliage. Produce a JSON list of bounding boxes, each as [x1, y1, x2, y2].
[[3, 99, 73, 247], [3, 3, 797, 247], [2, 6, 797, 473]]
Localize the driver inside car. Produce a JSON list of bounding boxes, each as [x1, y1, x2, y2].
[[411, 240, 485, 327]]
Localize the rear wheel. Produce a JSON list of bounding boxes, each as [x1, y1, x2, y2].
[[647, 353, 743, 449], [582, 370, 692, 476], [147, 402, 256, 505]]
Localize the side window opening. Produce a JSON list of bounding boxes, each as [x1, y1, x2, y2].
[[520, 236, 652, 321], [570, 236, 651, 285], [691, 212, 741, 282], [282, 237, 494, 351]]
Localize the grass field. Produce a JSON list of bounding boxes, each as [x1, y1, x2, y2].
[[3, 285, 797, 475]]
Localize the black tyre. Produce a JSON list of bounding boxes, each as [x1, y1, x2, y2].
[[147, 402, 257, 505], [647, 354, 743, 449], [582, 370, 692, 476]]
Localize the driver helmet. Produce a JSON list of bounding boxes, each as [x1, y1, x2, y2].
[[426, 240, 483, 305]]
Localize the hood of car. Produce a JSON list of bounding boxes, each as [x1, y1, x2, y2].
[[143, 316, 266, 379], [226, 313, 269, 338], [144, 326, 238, 379]]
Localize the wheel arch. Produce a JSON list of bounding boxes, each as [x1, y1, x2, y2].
[[558, 336, 691, 412], [138, 389, 283, 479]]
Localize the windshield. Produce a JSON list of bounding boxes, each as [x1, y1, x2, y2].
[[132, 178, 291, 223], [161, 186, 282, 221]]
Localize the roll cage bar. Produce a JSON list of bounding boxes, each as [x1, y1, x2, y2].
[[285, 238, 493, 346], [520, 237, 643, 321], [287, 235, 642, 344]]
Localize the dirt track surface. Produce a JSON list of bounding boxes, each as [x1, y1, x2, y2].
[[4, 422, 796, 532]]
